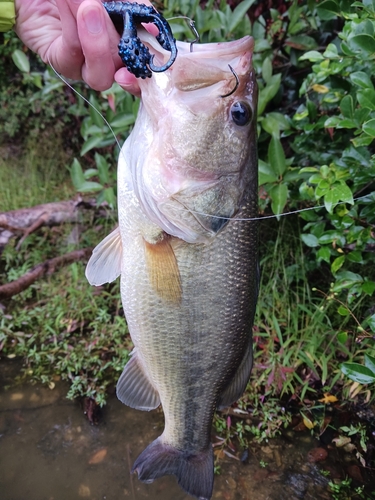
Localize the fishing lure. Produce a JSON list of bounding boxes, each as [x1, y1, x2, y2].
[[103, 1, 177, 78]]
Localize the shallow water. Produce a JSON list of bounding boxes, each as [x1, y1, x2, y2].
[[0, 360, 366, 500]]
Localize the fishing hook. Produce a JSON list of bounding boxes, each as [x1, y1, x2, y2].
[[220, 65, 239, 98], [166, 16, 200, 52], [103, 1, 177, 78], [188, 19, 200, 52]]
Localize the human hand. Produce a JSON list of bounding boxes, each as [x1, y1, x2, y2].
[[14, 0, 152, 93]]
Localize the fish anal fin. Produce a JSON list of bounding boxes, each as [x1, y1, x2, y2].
[[85, 227, 122, 286], [116, 353, 160, 411], [132, 437, 214, 500], [217, 340, 253, 410], [144, 237, 182, 304]]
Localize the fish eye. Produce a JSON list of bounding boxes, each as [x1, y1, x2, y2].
[[230, 101, 252, 126]]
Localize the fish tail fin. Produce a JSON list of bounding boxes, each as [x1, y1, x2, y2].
[[132, 437, 214, 500]]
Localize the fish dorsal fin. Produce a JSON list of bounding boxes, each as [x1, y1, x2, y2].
[[85, 227, 122, 286], [116, 351, 161, 411], [144, 237, 182, 304], [217, 340, 253, 410]]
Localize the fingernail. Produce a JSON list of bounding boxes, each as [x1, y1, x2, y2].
[[83, 7, 102, 34]]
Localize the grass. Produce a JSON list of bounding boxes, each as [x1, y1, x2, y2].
[[0, 131, 74, 212], [1, 225, 130, 407]]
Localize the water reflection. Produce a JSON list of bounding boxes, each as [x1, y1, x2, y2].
[[0, 361, 343, 500]]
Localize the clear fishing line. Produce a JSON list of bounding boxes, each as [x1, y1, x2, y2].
[[48, 60, 370, 224]]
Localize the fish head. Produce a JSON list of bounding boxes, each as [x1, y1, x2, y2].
[[125, 34, 257, 243]]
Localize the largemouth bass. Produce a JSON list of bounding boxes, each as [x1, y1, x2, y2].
[[86, 34, 258, 500]]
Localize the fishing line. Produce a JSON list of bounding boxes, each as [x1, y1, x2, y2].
[[48, 58, 124, 154], [176, 195, 371, 222], [48, 60, 372, 224]]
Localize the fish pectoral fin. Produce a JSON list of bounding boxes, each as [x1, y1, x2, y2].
[[85, 227, 122, 286], [217, 340, 253, 410], [144, 237, 182, 304], [116, 352, 160, 411]]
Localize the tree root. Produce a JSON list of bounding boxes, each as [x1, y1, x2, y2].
[[0, 248, 93, 300]]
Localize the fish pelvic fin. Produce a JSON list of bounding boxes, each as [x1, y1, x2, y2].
[[85, 227, 122, 286], [132, 437, 214, 500], [116, 352, 160, 411], [217, 339, 253, 410], [144, 236, 182, 304]]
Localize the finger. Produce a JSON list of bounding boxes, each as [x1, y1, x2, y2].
[[48, 0, 84, 79], [77, 0, 117, 91], [114, 68, 142, 97]]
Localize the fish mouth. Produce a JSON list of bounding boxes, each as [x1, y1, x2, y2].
[[176, 35, 254, 58], [137, 29, 254, 91]]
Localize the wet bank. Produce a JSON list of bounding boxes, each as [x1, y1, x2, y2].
[[0, 360, 373, 500]]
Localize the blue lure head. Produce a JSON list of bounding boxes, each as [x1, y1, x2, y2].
[[103, 1, 177, 79]]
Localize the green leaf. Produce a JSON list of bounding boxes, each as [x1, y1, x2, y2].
[[367, 314, 375, 332], [362, 280, 375, 295], [337, 119, 357, 129], [109, 114, 136, 129], [318, 230, 345, 246], [365, 354, 375, 375], [261, 57, 273, 85], [301, 233, 320, 247], [270, 183, 288, 217], [357, 89, 375, 110], [103, 187, 116, 209], [352, 134, 374, 147], [76, 181, 103, 193], [299, 50, 324, 62], [11, 49, 30, 73], [261, 112, 290, 138], [89, 95, 105, 128], [228, 0, 255, 33], [268, 136, 286, 176], [258, 160, 278, 185], [324, 183, 354, 213], [80, 136, 106, 156], [286, 35, 318, 50], [324, 116, 341, 127], [337, 305, 350, 316], [337, 331, 348, 343], [317, 0, 340, 19], [347, 251, 364, 263], [70, 159, 85, 190], [331, 255, 345, 273], [341, 363, 375, 384], [254, 39, 271, 52], [340, 95, 354, 119], [83, 168, 98, 180], [323, 43, 339, 59], [363, 118, 375, 137], [349, 34, 375, 54], [350, 71, 374, 90], [95, 153, 110, 184], [258, 74, 281, 115], [317, 246, 331, 263]]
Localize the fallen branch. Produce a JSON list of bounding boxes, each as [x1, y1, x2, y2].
[[0, 248, 93, 300], [0, 198, 97, 250]]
